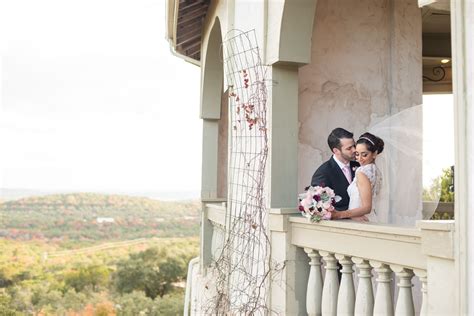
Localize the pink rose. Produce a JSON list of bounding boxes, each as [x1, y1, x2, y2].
[[303, 193, 313, 207], [321, 210, 332, 220], [322, 212, 332, 220], [315, 187, 324, 195]]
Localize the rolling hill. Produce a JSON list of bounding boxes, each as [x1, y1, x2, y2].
[[0, 193, 201, 243]]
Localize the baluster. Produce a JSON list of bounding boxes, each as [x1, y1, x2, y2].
[[370, 261, 394, 316], [211, 225, 218, 260], [304, 248, 323, 316], [353, 257, 374, 316], [392, 265, 415, 316], [413, 269, 428, 316], [320, 251, 339, 316], [335, 254, 355, 316]]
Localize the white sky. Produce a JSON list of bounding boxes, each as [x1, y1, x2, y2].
[[0, 0, 202, 193], [423, 94, 454, 186]]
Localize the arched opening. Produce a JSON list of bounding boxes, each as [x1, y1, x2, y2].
[[200, 17, 227, 201], [201, 18, 223, 120]]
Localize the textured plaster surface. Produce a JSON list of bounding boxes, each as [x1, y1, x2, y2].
[[217, 91, 228, 199], [298, 0, 422, 190]]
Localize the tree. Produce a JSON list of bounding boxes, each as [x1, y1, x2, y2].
[[152, 290, 185, 316], [64, 265, 110, 292], [32, 289, 63, 314], [423, 167, 454, 202], [0, 269, 13, 288], [62, 289, 88, 312], [114, 290, 184, 316], [0, 293, 19, 316], [92, 301, 115, 316], [6, 285, 33, 313], [114, 291, 154, 315], [113, 247, 186, 299]]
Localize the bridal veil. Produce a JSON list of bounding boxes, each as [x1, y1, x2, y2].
[[369, 104, 444, 226]]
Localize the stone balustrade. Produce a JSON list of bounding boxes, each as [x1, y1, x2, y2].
[[292, 217, 425, 316], [201, 201, 227, 271], [188, 205, 455, 315], [184, 201, 227, 314], [269, 209, 455, 315], [302, 249, 423, 316]]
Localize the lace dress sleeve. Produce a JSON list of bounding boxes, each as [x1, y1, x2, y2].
[[356, 164, 383, 220], [356, 164, 381, 195]]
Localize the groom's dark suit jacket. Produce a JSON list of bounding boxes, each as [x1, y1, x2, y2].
[[311, 158, 360, 211]]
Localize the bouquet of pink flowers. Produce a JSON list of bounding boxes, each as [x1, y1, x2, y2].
[[298, 186, 341, 222]]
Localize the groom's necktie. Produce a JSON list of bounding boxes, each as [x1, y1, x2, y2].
[[342, 165, 352, 183]]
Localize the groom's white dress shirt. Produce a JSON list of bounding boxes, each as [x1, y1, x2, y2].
[[332, 155, 350, 172]]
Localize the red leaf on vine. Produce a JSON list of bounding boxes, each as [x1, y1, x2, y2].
[[244, 104, 254, 113]]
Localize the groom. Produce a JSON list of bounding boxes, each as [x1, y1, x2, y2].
[[311, 128, 359, 211]]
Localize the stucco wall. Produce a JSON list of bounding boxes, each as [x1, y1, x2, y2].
[[298, 0, 422, 190], [217, 91, 228, 199]]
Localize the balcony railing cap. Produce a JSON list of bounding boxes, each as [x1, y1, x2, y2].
[[416, 220, 455, 232], [269, 208, 300, 215]]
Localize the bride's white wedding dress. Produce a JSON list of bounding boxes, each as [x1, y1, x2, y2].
[[347, 163, 382, 223]]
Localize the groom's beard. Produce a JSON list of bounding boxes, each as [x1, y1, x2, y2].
[[341, 152, 355, 162]]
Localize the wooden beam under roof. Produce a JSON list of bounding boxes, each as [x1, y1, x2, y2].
[[174, 0, 210, 62]]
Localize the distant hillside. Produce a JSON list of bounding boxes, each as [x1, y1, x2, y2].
[[0, 193, 201, 243], [0, 188, 68, 201], [0, 188, 200, 201]]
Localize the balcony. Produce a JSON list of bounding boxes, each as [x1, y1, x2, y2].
[[185, 203, 455, 315], [272, 209, 455, 315]]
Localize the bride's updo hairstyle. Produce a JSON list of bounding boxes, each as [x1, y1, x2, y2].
[[357, 132, 384, 154]]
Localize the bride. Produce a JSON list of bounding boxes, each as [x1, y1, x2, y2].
[[331, 132, 384, 222]]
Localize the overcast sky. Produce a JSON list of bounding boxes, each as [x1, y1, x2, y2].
[[0, 0, 202, 194]]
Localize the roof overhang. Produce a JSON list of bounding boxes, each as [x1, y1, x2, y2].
[[166, 0, 210, 66]]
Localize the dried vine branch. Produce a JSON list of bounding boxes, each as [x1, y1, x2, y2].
[[202, 29, 274, 315]]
